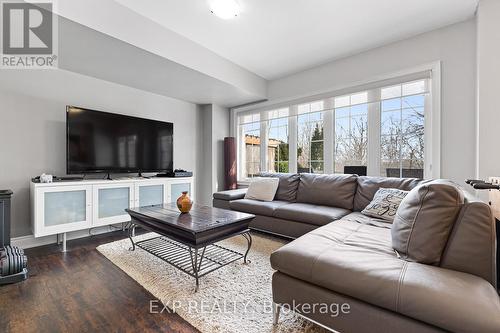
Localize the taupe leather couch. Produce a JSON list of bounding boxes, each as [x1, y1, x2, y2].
[[213, 173, 500, 333]]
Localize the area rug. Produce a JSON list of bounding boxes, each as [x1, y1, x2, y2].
[[97, 233, 327, 333]]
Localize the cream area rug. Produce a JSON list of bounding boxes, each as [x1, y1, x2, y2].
[[97, 232, 327, 333]]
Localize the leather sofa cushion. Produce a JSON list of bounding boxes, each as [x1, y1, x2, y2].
[[271, 220, 500, 333], [229, 199, 290, 217], [342, 211, 393, 229], [273, 203, 350, 226], [258, 172, 300, 202], [391, 180, 464, 265], [353, 176, 422, 211], [271, 220, 403, 311], [213, 188, 247, 201], [296, 173, 358, 209]]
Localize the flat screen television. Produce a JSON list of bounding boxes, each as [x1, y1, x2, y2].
[[66, 106, 173, 175]]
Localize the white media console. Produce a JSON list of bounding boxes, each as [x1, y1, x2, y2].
[[30, 177, 194, 251]]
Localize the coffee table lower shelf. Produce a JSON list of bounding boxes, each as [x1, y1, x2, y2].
[[131, 233, 252, 292]]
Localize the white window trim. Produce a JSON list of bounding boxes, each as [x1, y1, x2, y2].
[[233, 62, 441, 182], [323, 98, 335, 174], [426, 63, 441, 179], [288, 105, 298, 173], [367, 89, 381, 177]]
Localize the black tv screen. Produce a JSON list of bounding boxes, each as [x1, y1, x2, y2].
[[66, 106, 173, 174]]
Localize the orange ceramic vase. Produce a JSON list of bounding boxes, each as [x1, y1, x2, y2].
[[177, 191, 193, 213]]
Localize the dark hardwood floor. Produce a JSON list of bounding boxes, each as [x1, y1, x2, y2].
[[0, 230, 200, 333]]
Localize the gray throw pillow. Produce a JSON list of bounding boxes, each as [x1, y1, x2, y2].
[[361, 188, 409, 222]]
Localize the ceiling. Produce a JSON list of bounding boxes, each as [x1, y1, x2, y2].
[[115, 0, 479, 80]]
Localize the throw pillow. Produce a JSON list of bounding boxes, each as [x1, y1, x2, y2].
[[244, 177, 279, 202], [361, 188, 409, 222], [257, 172, 300, 202]]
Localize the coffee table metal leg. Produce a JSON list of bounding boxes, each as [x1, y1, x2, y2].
[[242, 232, 252, 264], [128, 223, 136, 251], [193, 249, 199, 292], [189, 246, 207, 292]]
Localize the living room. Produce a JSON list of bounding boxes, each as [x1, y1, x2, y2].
[[0, 0, 499, 332]]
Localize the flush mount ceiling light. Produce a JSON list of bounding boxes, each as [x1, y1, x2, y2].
[[209, 0, 241, 19]]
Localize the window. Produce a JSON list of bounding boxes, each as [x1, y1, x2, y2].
[[235, 71, 435, 182], [380, 81, 426, 178], [267, 108, 289, 173], [334, 92, 368, 174], [238, 113, 260, 179], [297, 101, 324, 173]]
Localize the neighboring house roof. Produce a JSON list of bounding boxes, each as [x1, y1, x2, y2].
[[245, 135, 281, 148]]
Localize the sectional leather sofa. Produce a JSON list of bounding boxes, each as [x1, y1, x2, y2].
[[213, 173, 500, 333]]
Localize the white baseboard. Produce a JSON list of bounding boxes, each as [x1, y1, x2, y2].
[[11, 225, 126, 249]]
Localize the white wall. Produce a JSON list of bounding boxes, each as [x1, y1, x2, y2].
[[0, 69, 201, 237], [476, 0, 500, 181], [267, 20, 477, 184]]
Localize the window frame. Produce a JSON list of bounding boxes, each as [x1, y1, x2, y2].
[[232, 62, 441, 183]]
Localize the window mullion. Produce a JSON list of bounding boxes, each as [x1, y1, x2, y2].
[[288, 106, 298, 173], [238, 125, 246, 179], [367, 89, 381, 176], [323, 98, 334, 174], [260, 111, 269, 173]]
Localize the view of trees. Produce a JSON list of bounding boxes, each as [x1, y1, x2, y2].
[[381, 102, 424, 176], [274, 143, 289, 172], [297, 119, 324, 173], [334, 115, 368, 173]]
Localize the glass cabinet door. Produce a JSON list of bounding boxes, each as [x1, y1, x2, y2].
[[35, 185, 92, 237], [138, 185, 164, 207], [170, 183, 191, 203], [92, 183, 134, 227], [98, 187, 130, 219], [44, 190, 87, 227]]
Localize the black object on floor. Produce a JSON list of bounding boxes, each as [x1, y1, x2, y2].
[[0, 189, 13, 248], [0, 190, 28, 285], [0, 245, 28, 285]]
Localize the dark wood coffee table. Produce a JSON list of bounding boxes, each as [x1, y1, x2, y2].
[[125, 203, 255, 292]]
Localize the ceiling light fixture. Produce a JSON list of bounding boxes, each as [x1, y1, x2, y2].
[[209, 0, 241, 20]]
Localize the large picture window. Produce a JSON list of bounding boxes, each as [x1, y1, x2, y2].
[[380, 81, 426, 178], [267, 108, 290, 173], [236, 71, 435, 182], [297, 101, 324, 173], [334, 93, 368, 174], [238, 113, 261, 179]]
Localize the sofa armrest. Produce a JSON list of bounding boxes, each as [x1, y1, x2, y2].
[[213, 188, 247, 201]]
